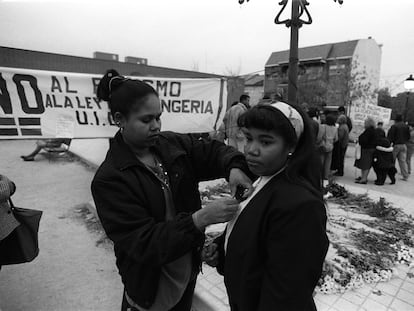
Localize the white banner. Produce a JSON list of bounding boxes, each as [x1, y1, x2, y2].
[[349, 101, 392, 125], [0, 67, 227, 139]]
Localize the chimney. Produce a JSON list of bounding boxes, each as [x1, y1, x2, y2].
[[93, 51, 119, 61], [125, 56, 148, 65]]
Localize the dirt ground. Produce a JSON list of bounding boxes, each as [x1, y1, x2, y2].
[[0, 140, 123, 311]]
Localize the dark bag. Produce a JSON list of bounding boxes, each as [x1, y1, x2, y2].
[[0, 199, 43, 265]]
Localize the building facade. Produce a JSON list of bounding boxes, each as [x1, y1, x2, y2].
[[264, 38, 382, 108]]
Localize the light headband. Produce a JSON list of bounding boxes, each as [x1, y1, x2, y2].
[[270, 101, 304, 139]]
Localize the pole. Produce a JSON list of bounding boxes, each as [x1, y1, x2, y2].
[[404, 92, 409, 123], [287, 0, 300, 106]]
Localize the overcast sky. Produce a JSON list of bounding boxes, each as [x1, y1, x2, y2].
[[1, 0, 413, 95]]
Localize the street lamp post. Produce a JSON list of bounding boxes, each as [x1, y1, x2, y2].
[[238, 0, 343, 106], [403, 74, 414, 122]]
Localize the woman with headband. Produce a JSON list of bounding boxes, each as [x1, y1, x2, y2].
[[91, 69, 254, 311], [204, 102, 329, 311]]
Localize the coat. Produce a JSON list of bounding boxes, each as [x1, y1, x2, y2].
[[91, 131, 251, 309], [0, 175, 19, 241], [215, 174, 329, 311]]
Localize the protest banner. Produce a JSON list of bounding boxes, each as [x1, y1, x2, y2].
[[0, 67, 227, 139], [349, 101, 392, 125]]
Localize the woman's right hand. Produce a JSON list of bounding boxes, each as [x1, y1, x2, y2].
[[192, 198, 240, 230], [201, 243, 219, 267]]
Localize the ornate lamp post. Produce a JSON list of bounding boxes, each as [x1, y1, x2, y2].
[[238, 0, 343, 106], [403, 74, 414, 122]]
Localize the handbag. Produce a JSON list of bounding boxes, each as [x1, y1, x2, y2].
[[0, 199, 43, 265], [355, 143, 361, 160]]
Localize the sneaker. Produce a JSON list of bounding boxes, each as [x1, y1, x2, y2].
[[20, 155, 35, 161]]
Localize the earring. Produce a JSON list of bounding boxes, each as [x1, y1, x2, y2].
[[288, 152, 293, 157]]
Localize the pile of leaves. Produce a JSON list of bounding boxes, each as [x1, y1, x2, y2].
[[318, 182, 414, 293]]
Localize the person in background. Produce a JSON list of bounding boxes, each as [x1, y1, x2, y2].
[[354, 117, 377, 184], [338, 106, 352, 133], [220, 95, 251, 152], [372, 131, 396, 185], [20, 139, 71, 161], [318, 114, 338, 180], [91, 70, 253, 311], [204, 102, 328, 311], [375, 121, 386, 137], [332, 115, 349, 176], [387, 114, 410, 181], [307, 107, 320, 141], [0, 174, 20, 270], [405, 123, 414, 175]]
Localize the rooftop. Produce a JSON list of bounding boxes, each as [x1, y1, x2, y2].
[[265, 39, 360, 67]]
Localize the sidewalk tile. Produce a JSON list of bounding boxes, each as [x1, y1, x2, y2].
[[396, 288, 414, 305], [361, 298, 388, 311], [341, 291, 366, 305], [331, 297, 359, 311], [354, 285, 374, 296], [315, 294, 340, 306], [390, 298, 414, 311], [366, 291, 393, 307], [374, 282, 400, 296], [401, 279, 414, 294], [314, 299, 330, 311], [388, 276, 405, 287], [406, 274, 414, 285]]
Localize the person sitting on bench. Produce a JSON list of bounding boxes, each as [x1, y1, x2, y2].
[[20, 139, 71, 161]]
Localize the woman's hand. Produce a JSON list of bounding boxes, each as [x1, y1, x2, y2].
[[201, 243, 219, 267], [192, 198, 239, 230], [228, 168, 253, 200]]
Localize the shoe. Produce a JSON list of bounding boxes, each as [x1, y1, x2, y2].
[[333, 172, 344, 176], [21, 155, 34, 161], [401, 177, 408, 181], [355, 177, 362, 181], [374, 181, 384, 186], [355, 180, 367, 184]]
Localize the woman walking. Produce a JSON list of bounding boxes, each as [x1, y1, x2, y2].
[[355, 117, 377, 184]]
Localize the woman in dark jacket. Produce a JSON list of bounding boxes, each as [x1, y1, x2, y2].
[[354, 117, 377, 184], [204, 102, 329, 311], [91, 70, 253, 311]]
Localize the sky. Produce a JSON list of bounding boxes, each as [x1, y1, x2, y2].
[[0, 0, 413, 95]]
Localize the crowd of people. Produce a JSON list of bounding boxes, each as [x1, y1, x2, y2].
[[3, 70, 413, 311], [304, 105, 414, 186]]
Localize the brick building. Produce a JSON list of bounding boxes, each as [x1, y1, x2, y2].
[[264, 38, 382, 108]]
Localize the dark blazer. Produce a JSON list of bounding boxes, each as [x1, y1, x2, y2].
[[216, 174, 329, 311], [91, 131, 250, 309]]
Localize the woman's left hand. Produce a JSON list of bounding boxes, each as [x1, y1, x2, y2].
[[229, 168, 253, 200]]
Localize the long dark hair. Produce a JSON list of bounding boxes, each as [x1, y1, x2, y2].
[[238, 103, 322, 197], [97, 69, 158, 118]]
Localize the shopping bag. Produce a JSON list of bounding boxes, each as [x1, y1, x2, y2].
[[0, 199, 43, 265]]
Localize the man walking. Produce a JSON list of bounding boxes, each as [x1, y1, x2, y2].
[[221, 94, 250, 152], [387, 114, 410, 180]]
